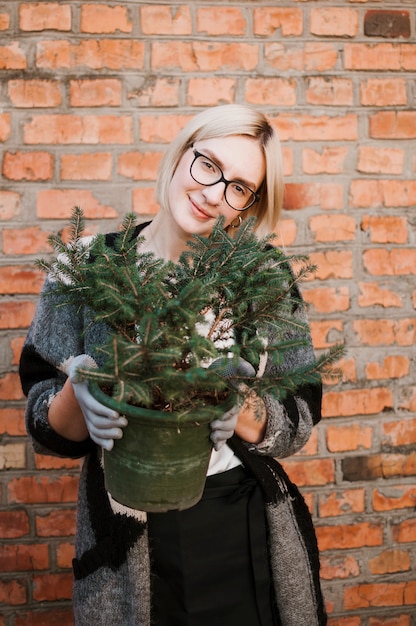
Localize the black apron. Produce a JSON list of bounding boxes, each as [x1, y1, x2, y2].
[[148, 465, 280, 626]]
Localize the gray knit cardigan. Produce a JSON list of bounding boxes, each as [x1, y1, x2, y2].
[[19, 224, 327, 626]]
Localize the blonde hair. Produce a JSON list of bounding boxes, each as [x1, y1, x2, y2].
[[154, 105, 284, 236]]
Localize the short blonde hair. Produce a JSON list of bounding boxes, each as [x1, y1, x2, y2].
[[154, 105, 284, 236]]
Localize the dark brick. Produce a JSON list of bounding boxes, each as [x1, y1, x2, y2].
[[364, 10, 411, 39]]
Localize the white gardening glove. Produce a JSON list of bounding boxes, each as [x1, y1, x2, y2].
[[208, 357, 256, 450], [66, 354, 127, 451]]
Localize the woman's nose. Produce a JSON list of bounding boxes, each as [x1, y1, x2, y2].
[[201, 181, 226, 205]]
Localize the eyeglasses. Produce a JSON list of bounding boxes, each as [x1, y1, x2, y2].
[[189, 149, 260, 211]]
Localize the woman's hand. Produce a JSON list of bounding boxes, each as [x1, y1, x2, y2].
[[234, 388, 267, 444]]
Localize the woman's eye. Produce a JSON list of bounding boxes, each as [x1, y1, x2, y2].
[[231, 183, 248, 197], [201, 159, 217, 173]]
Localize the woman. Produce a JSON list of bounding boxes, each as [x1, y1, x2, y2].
[[20, 104, 326, 626]]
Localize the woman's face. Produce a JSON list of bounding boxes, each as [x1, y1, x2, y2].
[[167, 134, 266, 236]]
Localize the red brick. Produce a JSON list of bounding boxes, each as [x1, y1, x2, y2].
[[316, 522, 383, 551], [11, 337, 25, 366], [0, 191, 20, 219], [303, 286, 350, 314], [23, 114, 133, 145], [369, 617, 410, 626], [151, 41, 258, 72], [34, 455, 81, 470], [132, 188, 159, 215], [392, 519, 416, 543], [140, 114, 191, 143], [310, 214, 356, 242], [303, 146, 348, 175], [0, 372, 25, 401], [0, 578, 27, 605], [373, 485, 416, 512], [358, 147, 404, 175], [140, 5, 192, 35], [0, 113, 11, 141], [364, 10, 411, 39], [0, 301, 35, 330], [366, 356, 410, 380], [37, 189, 117, 219], [8, 476, 78, 505], [344, 582, 413, 610], [187, 77, 236, 106], [306, 77, 353, 106], [61, 153, 112, 181], [319, 489, 365, 518], [0, 511, 30, 538], [36, 39, 145, 70], [245, 78, 296, 106], [0, 12, 10, 30], [274, 113, 358, 142], [19, 3, 71, 31], [0, 407, 26, 436], [0, 266, 44, 295], [326, 424, 373, 453], [127, 77, 180, 107], [253, 8, 303, 37], [353, 319, 415, 346], [2, 151, 53, 181], [3, 226, 52, 255], [0, 43, 27, 70], [363, 249, 416, 277], [369, 549, 410, 575], [56, 542, 75, 569], [0, 544, 49, 572], [320, 554, 360, 580], [342, 453, 416, 481], [117, 151, 162, 181], [33, 573, 73, 601], [35, 509, 77, 537], [310, 8, 358, 37], [69, 78, 122, 107], [310, 320, 343, 350], [309, 251, 353, 280], [370, 111, 416, 139], [282, 458, 335, 487], [360, 79, 407, 106], [358, 282, 403, 308], [322, 387, 393, 418], [383, 418, 416, 448], [15, 609, 74, 626], [197, 7, 246, 36], [80, 4, 132, 34], [361, 215, 407, 243], [8, 79, 62, 107], [344, 43, 407, 71]]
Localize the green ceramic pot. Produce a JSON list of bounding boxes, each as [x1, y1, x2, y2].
[[89, 382, 225, 512]]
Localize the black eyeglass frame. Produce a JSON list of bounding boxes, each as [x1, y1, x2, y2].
[[189, 149, 260, 212]]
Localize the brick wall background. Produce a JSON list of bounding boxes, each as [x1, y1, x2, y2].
[[0, 1, 415, 624]]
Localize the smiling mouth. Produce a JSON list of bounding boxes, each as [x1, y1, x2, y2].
[[189, 197, 213, 219]]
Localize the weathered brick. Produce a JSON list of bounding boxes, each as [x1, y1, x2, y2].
[[360, 79, 407, 107], [364, 10, 411, 39], [382, 418, 416, 448], [370, 111, 416, 140], [0, 191, 20, 218], [32, 573, 73, 601], [0, 113, 11, 141], [253, 8, 303, 37], [19, 3, 71, 31], [80, 4, 132, 34], [0, 442, 26, 468], [0, 578, 27, 605], [322, 387, 393, 418], [320, 554, 360, 580], [69, 78, 122, 107], [36, 39, 145, 70], [0, 544, 49, 572], [326, 424, 373, 453], [306, 77, 353, 106], [365, 356, 410, 381], [373, 485, 416, 512], [303, 146, 348, 175], [358, 147, 404, 175], [8, 79, 62, 108], [310, 8, 358, 37], [117, 152, 162, 181], [140, 5, 192, 35], [8, 476, 78, 505], [363, 250, 416, 277], [282, 458, 335, 487], [358, 282, 403, 308], [0, 301, 36, 330], [319, 489, 365, 518], [344, 581, 414, 610], [35, 509, 77, 537], [316, 522, 383, 551], [15, 609, 74, 626], [37, 189, 118, 219], [60, 153, 112, 181], [0, 43, 27, 70], [23, 114, 133, 145], [342, 452, 416, 481], [2, 151, 53, 181], [196, 7, 246, 36], [151, 41, 258, 72], [0, 511, 30, 538], [187, 77, 236, 106]]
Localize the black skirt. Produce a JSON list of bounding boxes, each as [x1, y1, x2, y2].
[[147, 465, 280, 626]]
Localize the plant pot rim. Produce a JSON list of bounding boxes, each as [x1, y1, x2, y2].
[[88, 380, 226, 424]]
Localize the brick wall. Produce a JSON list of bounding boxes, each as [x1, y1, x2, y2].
[[0, 2, 415, 624]]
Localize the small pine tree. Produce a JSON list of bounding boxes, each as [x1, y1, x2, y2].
[[37, 207, 342, 420]]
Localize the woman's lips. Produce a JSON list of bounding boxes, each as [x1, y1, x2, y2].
[[189, 197, 213, 220]]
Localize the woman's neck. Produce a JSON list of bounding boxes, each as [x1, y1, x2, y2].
[[139, 212, 190, 263]]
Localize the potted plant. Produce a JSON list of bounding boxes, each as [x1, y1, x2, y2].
[[37, 207, 341, 512]]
